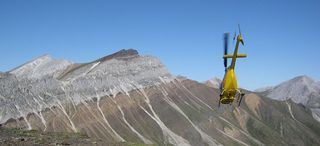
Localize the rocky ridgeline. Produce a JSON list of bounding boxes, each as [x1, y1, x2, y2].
[[257, 75, 320, 122], [0, 49, 173, 125]]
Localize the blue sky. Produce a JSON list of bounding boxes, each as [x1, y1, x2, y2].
[[0, 0, 319, 90]]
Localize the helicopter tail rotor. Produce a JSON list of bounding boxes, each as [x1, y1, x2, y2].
[[238, 24, 244, 45]]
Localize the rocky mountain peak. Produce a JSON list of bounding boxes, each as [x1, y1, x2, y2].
[[204, 77, 221, 89], [0, 49, 173, 125], [257, 75, 320, 122], [9, 54, 72, 79], [291, 75, 315, 85], [265, 75, 319, 103], [95, 49, 139, 62], [10, 54, 52, 73]]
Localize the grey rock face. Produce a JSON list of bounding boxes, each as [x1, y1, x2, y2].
[[204, 77, 221, 89], [0, 49, 173, 125], [9, 54, 72, 79], [259, 75, 320, 122]]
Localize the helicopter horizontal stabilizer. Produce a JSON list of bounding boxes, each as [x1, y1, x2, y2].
[[223, 54, 247, 58]]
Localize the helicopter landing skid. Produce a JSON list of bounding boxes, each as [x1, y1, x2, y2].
[[218, 90, 245, 107], [236, 89, 245, 107]]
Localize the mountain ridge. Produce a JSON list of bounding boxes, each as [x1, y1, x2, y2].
[[9, 54, 72, 79], [204, 77, 221, 89], [255, 75, 320, 123], [0, 49, 173, 124], [0, 50, 319, 146]]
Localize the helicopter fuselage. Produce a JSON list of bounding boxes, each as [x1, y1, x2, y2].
[[219, 34, 246, 105], [220, 68, 238, 104]]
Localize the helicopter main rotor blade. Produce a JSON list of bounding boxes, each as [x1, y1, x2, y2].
[[238, 24, 242, 35], [223, 33, 229, 69]]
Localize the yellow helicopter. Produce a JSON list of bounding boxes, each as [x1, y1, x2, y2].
[[219, 25, 247, 107]]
